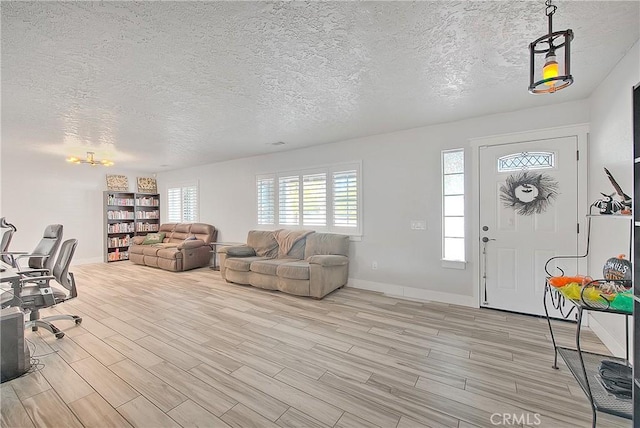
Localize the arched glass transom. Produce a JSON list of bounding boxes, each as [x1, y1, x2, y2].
[[497, 151, 555, 172]]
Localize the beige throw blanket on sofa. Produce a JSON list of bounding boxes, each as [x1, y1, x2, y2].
[[274, 229, 314, 258]]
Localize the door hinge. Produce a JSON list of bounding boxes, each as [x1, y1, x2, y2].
[[577, 223, 580, 233], [576, 150, 580, 161]]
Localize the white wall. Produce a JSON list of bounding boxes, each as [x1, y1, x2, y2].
[[158, 99, 590, 304], [0, 150, 147, 264], [587, 40, 639, 357]]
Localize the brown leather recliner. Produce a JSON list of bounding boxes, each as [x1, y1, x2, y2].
[[129, 223, 216, 272]]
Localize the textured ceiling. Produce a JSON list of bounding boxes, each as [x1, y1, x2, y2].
[[2, 1, 639, 172]]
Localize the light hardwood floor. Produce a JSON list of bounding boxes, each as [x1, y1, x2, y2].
[[1, 262, 631, 428]]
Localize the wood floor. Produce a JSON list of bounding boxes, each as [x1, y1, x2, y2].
[[1, 262, 631, 428]]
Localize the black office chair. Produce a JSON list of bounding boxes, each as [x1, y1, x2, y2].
[[2, 224, 63, 271], [12, 239, 82, 339]]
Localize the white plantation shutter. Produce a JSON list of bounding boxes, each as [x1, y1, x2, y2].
[[167, 188, 182, 222], [182, 185, 198, 222], [333, 170, 358, 228], [303, 173, 326, 226], [257, 176, 275, 225], [167, 184, 198, 222], [255, 162, 361, 235], [279, 175, 300, 226]]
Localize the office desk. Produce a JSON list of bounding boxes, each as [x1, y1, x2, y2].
[[0, 262, 31, 383], [0, 261, 21, 307]]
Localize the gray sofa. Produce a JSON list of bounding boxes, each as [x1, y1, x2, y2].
[[130, 223, 216, 272], [218, 230, 349, 298]]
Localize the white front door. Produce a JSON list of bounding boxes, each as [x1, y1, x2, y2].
[[479, 137, 579, 316]]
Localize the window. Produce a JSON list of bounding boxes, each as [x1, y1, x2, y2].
[[279, 175, 300, 226], [497, 151, 555, 172], [333, 170, 358, 228], [442, 150, 465, 262], [256, 177, 275, 225], [303, 173, 327, 226], [167, 183, 199, 222], [256, 163, 361, 235]]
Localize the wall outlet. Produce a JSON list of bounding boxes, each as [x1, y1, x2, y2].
[[410, 220, 427, 230], [371, 261, 378, 270]]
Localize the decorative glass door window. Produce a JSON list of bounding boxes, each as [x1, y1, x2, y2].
[[497, 151, 555, 172]]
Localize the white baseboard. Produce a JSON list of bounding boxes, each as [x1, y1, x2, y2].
[[587, 313, 627, 358], [347, 278, 476, 307]]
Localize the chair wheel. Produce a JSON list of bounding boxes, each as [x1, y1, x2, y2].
[[75, 318, 83, 325], [55, 332, 65, 339]]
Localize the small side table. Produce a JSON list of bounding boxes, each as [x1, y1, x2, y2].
[[209, 242, 243, 271]]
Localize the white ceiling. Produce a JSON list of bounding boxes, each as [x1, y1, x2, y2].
[[2, 1, 639, 172]]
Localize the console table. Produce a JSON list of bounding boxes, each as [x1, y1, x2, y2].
[[209, 242, 243, 271]]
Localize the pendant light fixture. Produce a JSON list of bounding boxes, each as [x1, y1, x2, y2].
[[528, 0, 573, 94], [66, 151, 114, 166]]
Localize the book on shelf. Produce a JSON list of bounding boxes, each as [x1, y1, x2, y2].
[[136, 222, 159, 232], [107, 223, 136, 233], [136, 196, 159, 207], [107, 249, 129, 261], [135, 210, 159, 219], [107, 210, 135, 220], [108, 235, 131, 248], [107, 195, 134, 206]]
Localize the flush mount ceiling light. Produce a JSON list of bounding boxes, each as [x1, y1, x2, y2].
[[66, 151, 114, 166], [528, 0, 573, 94]]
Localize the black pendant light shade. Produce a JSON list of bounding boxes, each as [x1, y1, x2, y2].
[[529, 1, 573, 94]]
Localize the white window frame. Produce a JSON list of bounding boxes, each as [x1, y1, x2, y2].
[[256, 162, 362, 237], [442, 149, 466, 267], [167, 181, 199, 223]]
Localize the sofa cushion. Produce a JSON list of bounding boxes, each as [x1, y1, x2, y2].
[[129, 244, 144, 255], [190, 223, 216, 243], [132, 236, 145, 245], [304, 233, 349, 259], [178, 239, 206, 250], [226, 256, 269, 272], [250, 258, 298, 276], [224, 246, 256, 257], [247, 230, 278, 258], [159, 223, 177, 241], [157, 248, 182, 259], [168, 223, 192, 242], [141, 246, 162, 256], [277, 261, 310, 280], [138, 243, 177, 256], [143, 232, 166, 245], [158, 257, 179, 272]]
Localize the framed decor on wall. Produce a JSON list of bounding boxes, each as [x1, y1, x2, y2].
[[137, 177, 157, 194], [106, 174, 129, 191]]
